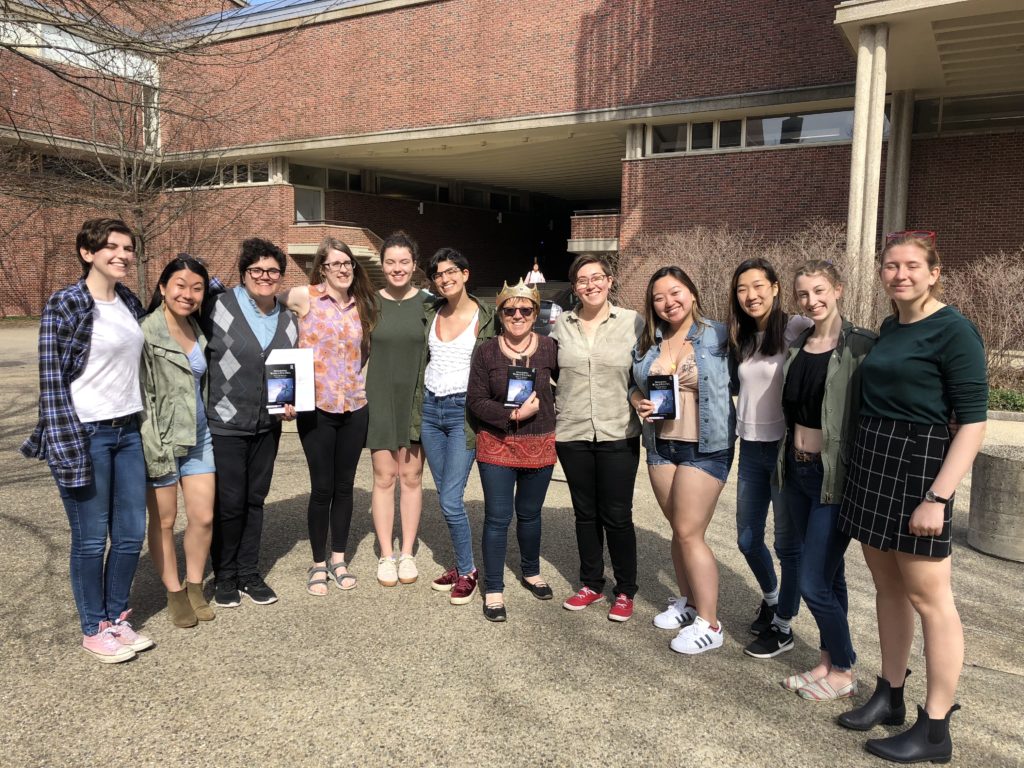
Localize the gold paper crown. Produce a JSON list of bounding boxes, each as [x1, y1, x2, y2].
[[496, 278, 540, 308]]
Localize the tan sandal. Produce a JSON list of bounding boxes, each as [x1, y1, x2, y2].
[[780, 670, 821, 692]]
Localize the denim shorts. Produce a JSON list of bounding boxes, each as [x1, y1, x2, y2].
[[149, 424, 216, 487], [649, 437, 733, 483]]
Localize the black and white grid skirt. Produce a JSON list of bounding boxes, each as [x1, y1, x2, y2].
[[839, 417, 953, 558]]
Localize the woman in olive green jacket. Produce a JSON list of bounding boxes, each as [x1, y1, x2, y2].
[[774, 260, 875, 701], [139, 256, 217, 628], [408, 248, 498, 603]]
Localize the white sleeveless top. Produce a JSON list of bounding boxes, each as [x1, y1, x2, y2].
[[424, 309, 479, 397]]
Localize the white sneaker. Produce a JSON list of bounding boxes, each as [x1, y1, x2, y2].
[[397, 554, 418, 584], [670, 616, 724, 655], [653, 596, 697, 630], [377, 556, 398, 587]]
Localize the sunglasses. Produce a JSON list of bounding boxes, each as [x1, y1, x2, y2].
[[885, 230, 936, 247], [501, 306, 535, 318]]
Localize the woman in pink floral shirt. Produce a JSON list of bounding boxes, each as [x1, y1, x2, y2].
[[280, 237, 378, 594]]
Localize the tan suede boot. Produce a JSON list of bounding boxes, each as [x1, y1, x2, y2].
[[186, 581, 215, 621], [168, 587, 198, 628]]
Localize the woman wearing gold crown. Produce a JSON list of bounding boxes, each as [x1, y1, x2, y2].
[[467, 278, 558, 622]]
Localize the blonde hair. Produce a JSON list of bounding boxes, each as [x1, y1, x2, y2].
[[879, 234, 942, 316]]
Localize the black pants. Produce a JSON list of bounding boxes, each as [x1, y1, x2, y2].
[[555, 437, 640, 598], [211, 426, 281, 585], [297, 406, 368, 561]]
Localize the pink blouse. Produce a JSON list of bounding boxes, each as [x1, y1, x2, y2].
[[298, 284, 367, 413]]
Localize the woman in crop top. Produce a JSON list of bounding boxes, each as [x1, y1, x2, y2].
[[22, 218, 152, 663], [836, 233, 987, 764], [774, 260, 874, 701], [280, 237, 378, 595], [630, 266, 735, 655], [140, 255, 217, 629], [410, 247, 497, 607], [727, 258, 812, 657]]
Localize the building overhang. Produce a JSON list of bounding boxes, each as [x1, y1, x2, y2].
[[835, 0, 1024, 96]]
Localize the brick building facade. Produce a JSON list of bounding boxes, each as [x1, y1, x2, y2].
[[1, 0, 1022, 315]]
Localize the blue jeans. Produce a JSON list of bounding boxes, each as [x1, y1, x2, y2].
[[54, 420, 147, 635], [736, 438, 802, 620], [478, 461, 553, 594], [784, 451, 855, 669], [421, 391, 477, 575]]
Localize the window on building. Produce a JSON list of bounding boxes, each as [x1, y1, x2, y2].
[[719, 119, 742, 148], [462, 188, 487, 207], [914, 92, 1024, 134], [651, 124, 688, 153], [142, 85, 159, 149], [294, 186, 323, 223], [746, 110, 856, 146], [327, 169, 348, 190], [250, 162, 270, 183], [377, 175, 445, 202], [691, 122, 714, 150], [289, 163, 326, 187]]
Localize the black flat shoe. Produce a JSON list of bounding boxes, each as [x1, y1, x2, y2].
[[483, 602, 507, 622], [521, 578, 553, 600]]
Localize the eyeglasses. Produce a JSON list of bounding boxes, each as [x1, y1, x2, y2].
[[322, 260, 353, 274], [501, 306, 535, 318], [246, 266, 282, 279], [432, 266, 463, 282], [885, 230, 936, 247], [574, 274, 609, 289]]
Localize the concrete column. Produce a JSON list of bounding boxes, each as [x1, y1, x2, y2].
[[860, 24, 889, 259], [883, 89, 915, 236], [625, 124, 644, 160], [846, 25, 878, 325]]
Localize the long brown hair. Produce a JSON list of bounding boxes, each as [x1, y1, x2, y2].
[[312, 237, 378, 360], [637, 265, 705, 356]]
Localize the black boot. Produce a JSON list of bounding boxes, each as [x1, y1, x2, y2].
[[838, 670, 910, 731], [865, 704, 960, 764]]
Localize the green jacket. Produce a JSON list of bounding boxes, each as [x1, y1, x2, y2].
[[775, 319, 876, 504], [409, 294, 498, 449], [139, 309, 208, 479]]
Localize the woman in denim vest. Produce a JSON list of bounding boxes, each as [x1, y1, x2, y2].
[[630, 266, 735, 655]]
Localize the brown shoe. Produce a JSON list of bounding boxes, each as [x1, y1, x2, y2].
[[186, 581, 215, 621], [168, 587, 198, 628]]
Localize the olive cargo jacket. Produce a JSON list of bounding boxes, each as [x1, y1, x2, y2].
[[774, 319, 876, 504]]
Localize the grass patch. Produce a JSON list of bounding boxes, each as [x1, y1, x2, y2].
[[990, 388, 1024, 413]]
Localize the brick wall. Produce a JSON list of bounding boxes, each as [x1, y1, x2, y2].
[[163, 0, 854, 150], [570, 214, 620, 240], [907, 132, 1024, 266]]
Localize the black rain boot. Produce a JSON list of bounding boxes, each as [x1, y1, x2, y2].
[[865, 704, 960, 764], [838, 669, 910, 731]]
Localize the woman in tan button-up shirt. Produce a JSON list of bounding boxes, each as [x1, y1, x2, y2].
[[550, 255, 644, 622]]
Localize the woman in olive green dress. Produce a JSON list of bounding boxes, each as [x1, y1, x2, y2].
[[365, 231, 431, 587]]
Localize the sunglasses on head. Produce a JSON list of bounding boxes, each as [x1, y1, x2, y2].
[[501, 306, 535, 318], [885, 230, 937, 247]]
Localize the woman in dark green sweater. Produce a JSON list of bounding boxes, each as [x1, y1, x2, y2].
[[837, 232, 987, 764]]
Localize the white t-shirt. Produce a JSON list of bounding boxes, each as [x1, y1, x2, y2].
[[424, 309, 479, 397], [735, 315, 813, 442], [71, 296, 144, 422]]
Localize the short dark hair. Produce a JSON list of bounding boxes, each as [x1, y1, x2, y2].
[[147, 254, 211, 314], [567, 253, 612, 284], [379, 230, 419, 263], [75, 218, 134, 276], [237, 237, 286, 282], [429, 247, 469, 277]]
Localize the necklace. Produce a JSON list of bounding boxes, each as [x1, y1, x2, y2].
[[661, 332, 686, 373]]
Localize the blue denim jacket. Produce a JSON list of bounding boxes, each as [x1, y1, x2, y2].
[[631, 319, 736, 455]]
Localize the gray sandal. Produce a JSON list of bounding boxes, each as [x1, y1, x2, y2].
[[306, 566, 330, 596], [327, 559, 357, 591]]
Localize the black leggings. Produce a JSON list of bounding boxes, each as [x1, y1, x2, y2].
[[297, 406, 368, 561]]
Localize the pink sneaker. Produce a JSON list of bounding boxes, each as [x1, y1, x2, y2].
[[608, 594, 634, 622], [562, 585, 606, 611], [82, 623, 135, 664], [111, 610, 154, 652], [449, 569, 478, 605], [431, 567, 459, 592]]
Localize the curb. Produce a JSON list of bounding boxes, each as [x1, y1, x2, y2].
[[988, 410, 1024, 422]]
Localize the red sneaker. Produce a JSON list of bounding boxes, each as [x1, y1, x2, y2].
[[431, 567, 458, 592], [562, 585, 606, 611], [449, 569, 478, 605], [608, 594, 634, 622]]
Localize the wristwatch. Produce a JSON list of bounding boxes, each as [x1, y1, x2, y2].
[[924, 489, 952, 504]]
